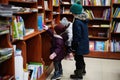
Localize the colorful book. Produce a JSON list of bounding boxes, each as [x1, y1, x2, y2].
[[38, 15, 43, 30], [89, 41, 95, 51], [95, 41, 105, 52]]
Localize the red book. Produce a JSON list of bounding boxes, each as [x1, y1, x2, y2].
[[89, 41, 95, 51]]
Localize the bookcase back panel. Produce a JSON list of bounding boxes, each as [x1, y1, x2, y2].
[[9, 1, 37, 8], [0, 0, 8, 4], [60, 14, 74, 22], [19, 13, 38, 30], [38, 0, 44, 6], [111, 33, 120, 39], [53, 7, 60, 12], [26, 35, 42, 62], [88, 20, 110, 25], [0, 34, 11, 48], [0, 57, 14, 76], [89, 28, 109, 38], [53, 15, 60, 24], [41, 32, 51, 65], [45, 11, 52, 20]]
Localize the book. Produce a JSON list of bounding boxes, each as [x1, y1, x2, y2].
[[38, 15, 43, 30], [0, 48, 13, 56], [95, 41, 105, 52], [89, 41, 95, 51], [44, 1, 49, 10], [25, 28, 34, 36], [0, 52, 12, 63], [29, 62, 43, 78]]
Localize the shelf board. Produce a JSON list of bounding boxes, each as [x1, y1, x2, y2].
[[13, 12, 33, 15], [83, 5, 111, 8], [53, 5, 59, 7], [46, 20, 52, 23], [9, 0, 37, 4], [85, 51, 120, 60], [89, 26, 110, 29], [23, 31, 40, 40], [89, 36, 109, 40]]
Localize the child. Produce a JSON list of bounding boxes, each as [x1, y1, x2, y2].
[[60, 17, 73, 60], [70, 1, 89, 79], [44, 24, 67, 80]]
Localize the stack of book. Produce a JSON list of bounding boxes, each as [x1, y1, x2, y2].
[[0, 48, 13, 63]]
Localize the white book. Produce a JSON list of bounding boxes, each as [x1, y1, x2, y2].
[[116, 22, 120, 33], [44, 1, 48, 10]]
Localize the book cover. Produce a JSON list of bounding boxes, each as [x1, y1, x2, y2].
[[95, 41, 105, 52], [89, 41, 95, 51], [38, 15, 43, 30]]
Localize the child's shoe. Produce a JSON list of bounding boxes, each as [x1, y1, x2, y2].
[[51, 71, 62, 80]]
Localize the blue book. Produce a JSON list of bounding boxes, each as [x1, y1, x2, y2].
[[95, 41, 105, 52], [38, 16, 43, 30]]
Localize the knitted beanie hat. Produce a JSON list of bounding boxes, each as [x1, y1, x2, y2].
[[70, 1, 83, 14], [54, 24, 66, 35]]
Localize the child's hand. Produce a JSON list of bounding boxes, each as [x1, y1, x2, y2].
[[43, 25, 49, 30], [49, 52, 57, 60]]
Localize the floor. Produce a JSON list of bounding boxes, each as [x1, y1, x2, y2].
[[47, 57, 120, 80]]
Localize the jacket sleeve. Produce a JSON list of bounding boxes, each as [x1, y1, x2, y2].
[[46, 28, 54, 37], [54, 39, 63, 55]]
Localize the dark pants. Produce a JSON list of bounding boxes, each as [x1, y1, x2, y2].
[[53, 60, 63, 74], [74, 54, 85, 70]]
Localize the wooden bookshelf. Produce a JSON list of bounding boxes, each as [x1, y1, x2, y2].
[[60, 0, 120, 60], [2, 0, 120, 80], [0, 0, 61, 79]]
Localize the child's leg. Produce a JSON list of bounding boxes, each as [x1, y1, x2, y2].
[[51, 61, 62, 79], [58, 60, 63, 75]]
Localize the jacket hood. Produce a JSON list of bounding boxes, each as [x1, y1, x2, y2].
[[74, 12, 88, 21]]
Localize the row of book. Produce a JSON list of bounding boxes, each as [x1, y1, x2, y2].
[[10, 15, 44, 40], [0, 4, 38, 17], [53, 0, 59, 6], [111, 40, 120, 52], [85, 8, 110, 20], [28, 62, 43, 80], [113, 0, 120, 3], [111, 21, 120, 33], [113, 7, 120, 17], [81, 0, 111, 6], [0, 48, 13, 63], [0, 19, 11, 35], [89, 40, 109, 52]]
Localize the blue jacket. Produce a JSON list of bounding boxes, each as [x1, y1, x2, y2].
[[72, 18, 89, 55]]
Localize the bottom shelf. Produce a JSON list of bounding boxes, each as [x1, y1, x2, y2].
[[85, 51, 120, 60], [39, 62, 54, 80]]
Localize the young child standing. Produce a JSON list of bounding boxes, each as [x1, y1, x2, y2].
[[60, 17, 73, 60], [44, 24, 67, 80], [70, 1, 89, 79]]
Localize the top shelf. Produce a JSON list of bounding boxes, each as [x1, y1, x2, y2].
[[9, 0, 37, 3]]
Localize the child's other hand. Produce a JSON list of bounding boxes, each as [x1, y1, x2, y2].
[[49, 52, 57, 60]]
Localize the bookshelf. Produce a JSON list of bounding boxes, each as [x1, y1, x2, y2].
[[0, 1, 14, 79], [0, 0, 61, 80], [60, 0, 120, 59], [60, 0, 74, 21], [1, 0, 120, 79]]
